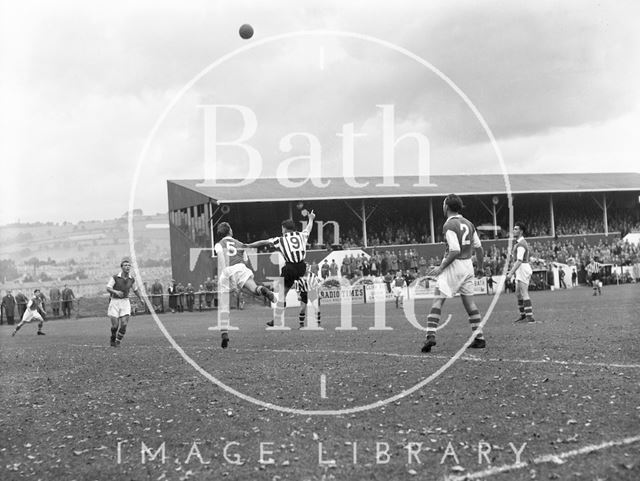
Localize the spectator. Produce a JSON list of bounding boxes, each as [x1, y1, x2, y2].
[[197, 284, 205, 310], [168, 280, 178, 313], [204, 277, 215, 308], [381, 251, 389, 275], [309, 261, 319, 277], [370, 255, 378, 277], [50, 286, 61, 317], [151, 279, 164, 313], [390, 250, 399, 273], [559, 268, 567, 289], [383, 271, 393, 293], [321, 260, 330, 279], [176, 282, 185, 312], [329, 259, 338, 277], [417, 256, 426, 276], [185, 283, 195, 312], [1, 290, 16, 325], [61, 284, 75, 318], [340, 260, 349, 279]]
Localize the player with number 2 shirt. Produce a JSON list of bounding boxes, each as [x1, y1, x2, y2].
[[421, 194, 486, 353]]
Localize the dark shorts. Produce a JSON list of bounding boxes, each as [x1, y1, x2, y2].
[[281, 262, 307, 290], [299, 291, 308, 304]]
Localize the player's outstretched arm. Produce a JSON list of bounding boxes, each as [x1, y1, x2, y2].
[[303, 210, 316, 236], [245, 239, 273, 248]]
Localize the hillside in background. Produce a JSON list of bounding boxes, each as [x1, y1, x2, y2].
[[0, 212, 172, 292]]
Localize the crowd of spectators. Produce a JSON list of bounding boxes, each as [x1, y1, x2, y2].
[[305, 236, 640, 288], [314, 209, 640, 248]]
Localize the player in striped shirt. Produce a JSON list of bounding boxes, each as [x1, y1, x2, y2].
[[586, 258, 603, 295], [263, 210, 316, 327], [293, 270, 322, 328], [506, 222, 535, 323]]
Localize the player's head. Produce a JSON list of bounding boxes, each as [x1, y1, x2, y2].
[[34, 288, 40, 294], [121, 257, 131, 272], [217, 222, 232, 238], [443, 194, 464, 216], [281, 219, 296, 233], [513, 222, 526, 237]]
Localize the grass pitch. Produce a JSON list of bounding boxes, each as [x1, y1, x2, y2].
[[1, 285, 639, 480]]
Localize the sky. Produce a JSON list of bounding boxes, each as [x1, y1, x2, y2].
[[1, 0, 639, 225]]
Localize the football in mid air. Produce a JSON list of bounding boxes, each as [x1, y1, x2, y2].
[[239, 24, 254, 39]]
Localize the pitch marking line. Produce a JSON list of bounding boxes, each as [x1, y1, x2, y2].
[[444, 434, 640, 481], [65, 344, 640, 370], [320, 374, 327, 398], [233, 348, 640, 370]]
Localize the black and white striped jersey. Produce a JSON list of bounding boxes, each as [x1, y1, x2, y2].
[[270, 231, 309, 264], [293, 272, 321, 293]]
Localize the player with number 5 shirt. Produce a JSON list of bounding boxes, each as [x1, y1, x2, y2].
[[214, 222, 276, 348]]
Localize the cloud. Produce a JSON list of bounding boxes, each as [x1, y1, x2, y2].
[[1, 0, 639, 224]]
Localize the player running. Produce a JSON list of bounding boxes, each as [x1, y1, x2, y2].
[[12, 289, 47, 336], [506, 222, 536, 323], [293, 270, 322, 328], [422, 195, 485, 353], [261, 211, 316, 327], [107, 258, 143, 347], [214, 222, 276, 348], [392, 272, 406, 308]]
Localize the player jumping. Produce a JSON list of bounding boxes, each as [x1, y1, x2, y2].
[[214, 222, 276, 348], [506, 222, 536, 323], [12, 289, 47, 336], [422, 195, 485, 353], [261, 211, 316, 327]]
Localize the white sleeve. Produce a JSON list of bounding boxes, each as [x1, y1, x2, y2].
[[106, 277, 115, 289], [445, 230, 461, 252], [516, 246, 526, 261], [302, 221, 313, 238], [214, 243, 228, 269], [471, 231, 482, 248]]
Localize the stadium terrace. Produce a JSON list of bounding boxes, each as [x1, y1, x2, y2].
[[166, 172, 640, 288]]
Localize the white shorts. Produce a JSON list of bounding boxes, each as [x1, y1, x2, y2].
[[392, 286, 404, 298], [219, 264, 253, 293], [21, 308, 44, 323], [515, 263, 533, 285], [436, 258, 475, 298], [108, 298, 132, 318]]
